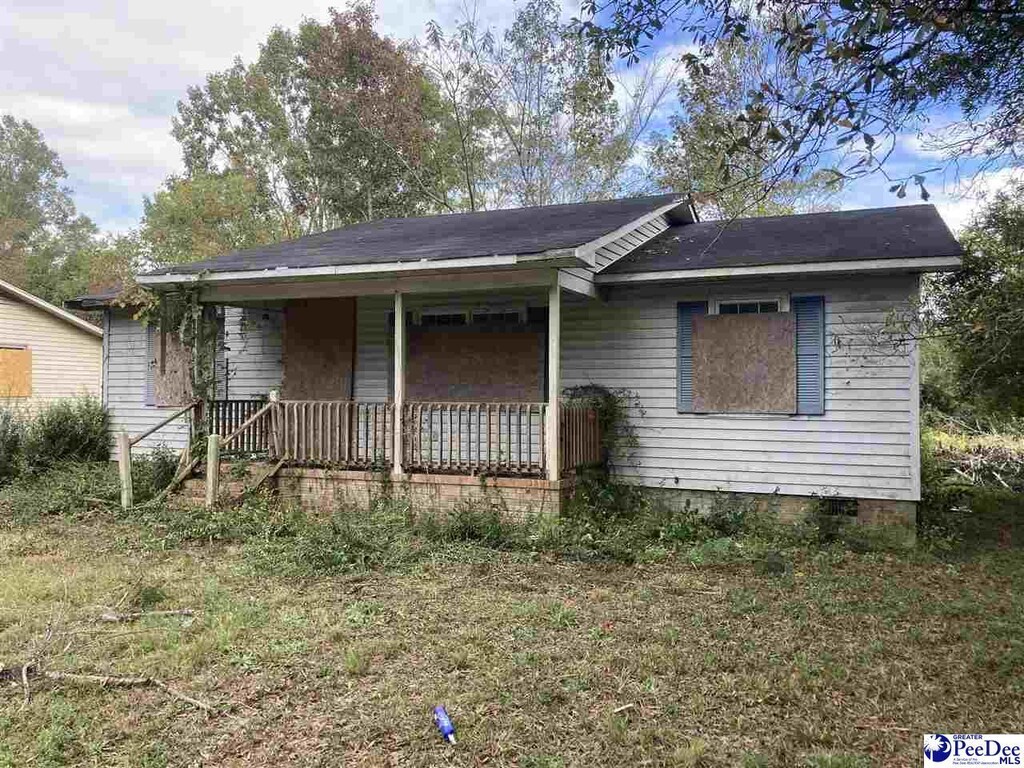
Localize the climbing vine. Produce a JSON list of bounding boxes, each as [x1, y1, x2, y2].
[[561, 384, 642, 472]]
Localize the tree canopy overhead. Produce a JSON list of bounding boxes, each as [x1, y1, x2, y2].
[[172, 2, 455, 234], [580, 0, 1024, 196]]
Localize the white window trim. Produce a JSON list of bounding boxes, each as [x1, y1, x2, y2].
[[709, 295, 790, 315], [471, 306, 526, 324]]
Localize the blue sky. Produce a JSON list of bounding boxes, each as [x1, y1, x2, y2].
[[0, 0, 1009, 235]]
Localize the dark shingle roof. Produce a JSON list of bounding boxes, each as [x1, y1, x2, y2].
[[145, 193, 685, 276], [604, 205, 961, 275]]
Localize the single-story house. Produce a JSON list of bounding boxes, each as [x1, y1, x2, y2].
[[68, 194, 961, 524], [0, 277, 102, 412]]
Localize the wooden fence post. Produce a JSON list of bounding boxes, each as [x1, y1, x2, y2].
[[205, 434, 220, 508], [117, 431, 133, 511]]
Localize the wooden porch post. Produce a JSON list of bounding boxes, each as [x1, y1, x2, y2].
[[546, 281, 561, 481], [393, 292, 406, 478]]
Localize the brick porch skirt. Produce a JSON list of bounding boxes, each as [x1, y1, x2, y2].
[[273, 468, 573, 520]]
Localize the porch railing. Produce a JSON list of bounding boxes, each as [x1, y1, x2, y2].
[[209, 399, 272, 455], [276, 400, 393, 467], [402, 402, 546, 475], [203, 398, 600, 478], [561, 402, 603, 473]]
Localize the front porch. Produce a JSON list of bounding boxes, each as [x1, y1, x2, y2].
[[124, 264, 607, 513], [207, 397, 600, 479]]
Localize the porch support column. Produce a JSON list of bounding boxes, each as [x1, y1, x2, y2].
[[546, 280, 561, 482], [393, 291, 406, 478]]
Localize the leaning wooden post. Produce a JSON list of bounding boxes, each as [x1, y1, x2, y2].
[[546, 280, 561, 482], [117, 430, 133, 511], [392, 292, 406, 478], [205, 434, 220, 508]]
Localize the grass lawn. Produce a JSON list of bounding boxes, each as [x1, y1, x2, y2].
[[1, 515, 1023, 767]]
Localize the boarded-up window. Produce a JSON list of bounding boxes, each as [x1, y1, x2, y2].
[[0, 346, 31, 397], [281, 298, 356, 400], [677, 297, 826, 415], [146, 325, 193, 407], [692, 313, 797, 414], [406, 328, 545, 402]]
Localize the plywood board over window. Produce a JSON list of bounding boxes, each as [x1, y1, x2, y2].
[[153, 330, 194, 406], [282, 298, 356, 400], [692, 313, 797, 414], [0, 347, 31, 397]]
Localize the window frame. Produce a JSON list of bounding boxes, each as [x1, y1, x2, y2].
[[709, 295, 790, 315]]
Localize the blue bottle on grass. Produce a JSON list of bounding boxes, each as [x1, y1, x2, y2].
[[433, 705, 456, 744]]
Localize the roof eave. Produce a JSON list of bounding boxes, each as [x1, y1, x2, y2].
[[596, 254, 963, 284], [138, 249, 585, 289], [0, 278, 103, 337]]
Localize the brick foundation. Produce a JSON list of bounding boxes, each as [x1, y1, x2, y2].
[[646, 487, 917, 529], [273, 468, 573, 520]]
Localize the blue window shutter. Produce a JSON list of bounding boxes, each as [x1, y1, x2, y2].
[[144, 323, 156, 406], [677, 301, 707, 412], [794, 296, 825, 415]]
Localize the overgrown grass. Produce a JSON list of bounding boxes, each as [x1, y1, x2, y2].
[[1, 508, 1022, 767]]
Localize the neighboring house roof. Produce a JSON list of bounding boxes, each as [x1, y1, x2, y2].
[[0, 278, 102, 338], [603, 205, 962, 277], [142, 193, 688, 277], [64, 287, 123, 311]]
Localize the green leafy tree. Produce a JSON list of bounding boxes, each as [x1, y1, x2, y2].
[[649, 36, 840, 218], [0, 115, 100, 303], [928, 180, 1024, 415], [172, 2, 458, 233], [141, 171, 294, 265], [580, 0, 1024, 194], [423, 0, 677, 209]]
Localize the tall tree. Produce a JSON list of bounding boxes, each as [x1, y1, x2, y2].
[[424, 0, 678, 209], [580, 0, 1024, 196], [927, 181, 1024, 415], [0, 115, 99, 304], [172, 2, 456, 234], [141, 171, 294, 266], [650, 36, 840, 218]]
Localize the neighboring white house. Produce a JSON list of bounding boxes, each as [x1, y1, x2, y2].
[[70, 197, 962, 524], [0, 278, 102, 412]]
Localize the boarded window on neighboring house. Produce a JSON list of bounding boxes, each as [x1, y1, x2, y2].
[[0, 346, 31, 398], [677, 296, 825, 415], [145, 324, 193, 407]]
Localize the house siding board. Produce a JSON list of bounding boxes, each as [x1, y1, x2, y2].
[[223, 306, 283, 399], [0, 292, 101, 413], [106, 310, 189, 458], [561, 274, 919, 501], [354, 296, 392, 401]]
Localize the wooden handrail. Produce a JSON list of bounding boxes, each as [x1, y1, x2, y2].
[[221, 401, 275, 450], [129, 401, 198, 446]]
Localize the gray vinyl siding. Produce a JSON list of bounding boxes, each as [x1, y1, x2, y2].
[[105, 309, 189, 458], [354, 296, 392, 401], [223, 306, 283, 399], [561, 274, 920, 501]]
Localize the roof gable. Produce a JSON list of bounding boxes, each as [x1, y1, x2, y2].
[[0, 279, 102, 338]]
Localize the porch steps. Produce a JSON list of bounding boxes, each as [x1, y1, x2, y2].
[[169, 462, 278, 507]]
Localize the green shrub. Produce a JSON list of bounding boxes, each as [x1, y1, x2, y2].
[[23, 398, 110, 468], [0, 408, 25, 484], [0, 462, 120, 522]]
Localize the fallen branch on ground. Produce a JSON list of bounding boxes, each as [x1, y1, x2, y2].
[[2, 663, 234, 719], [98, 609, 194, 623]]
